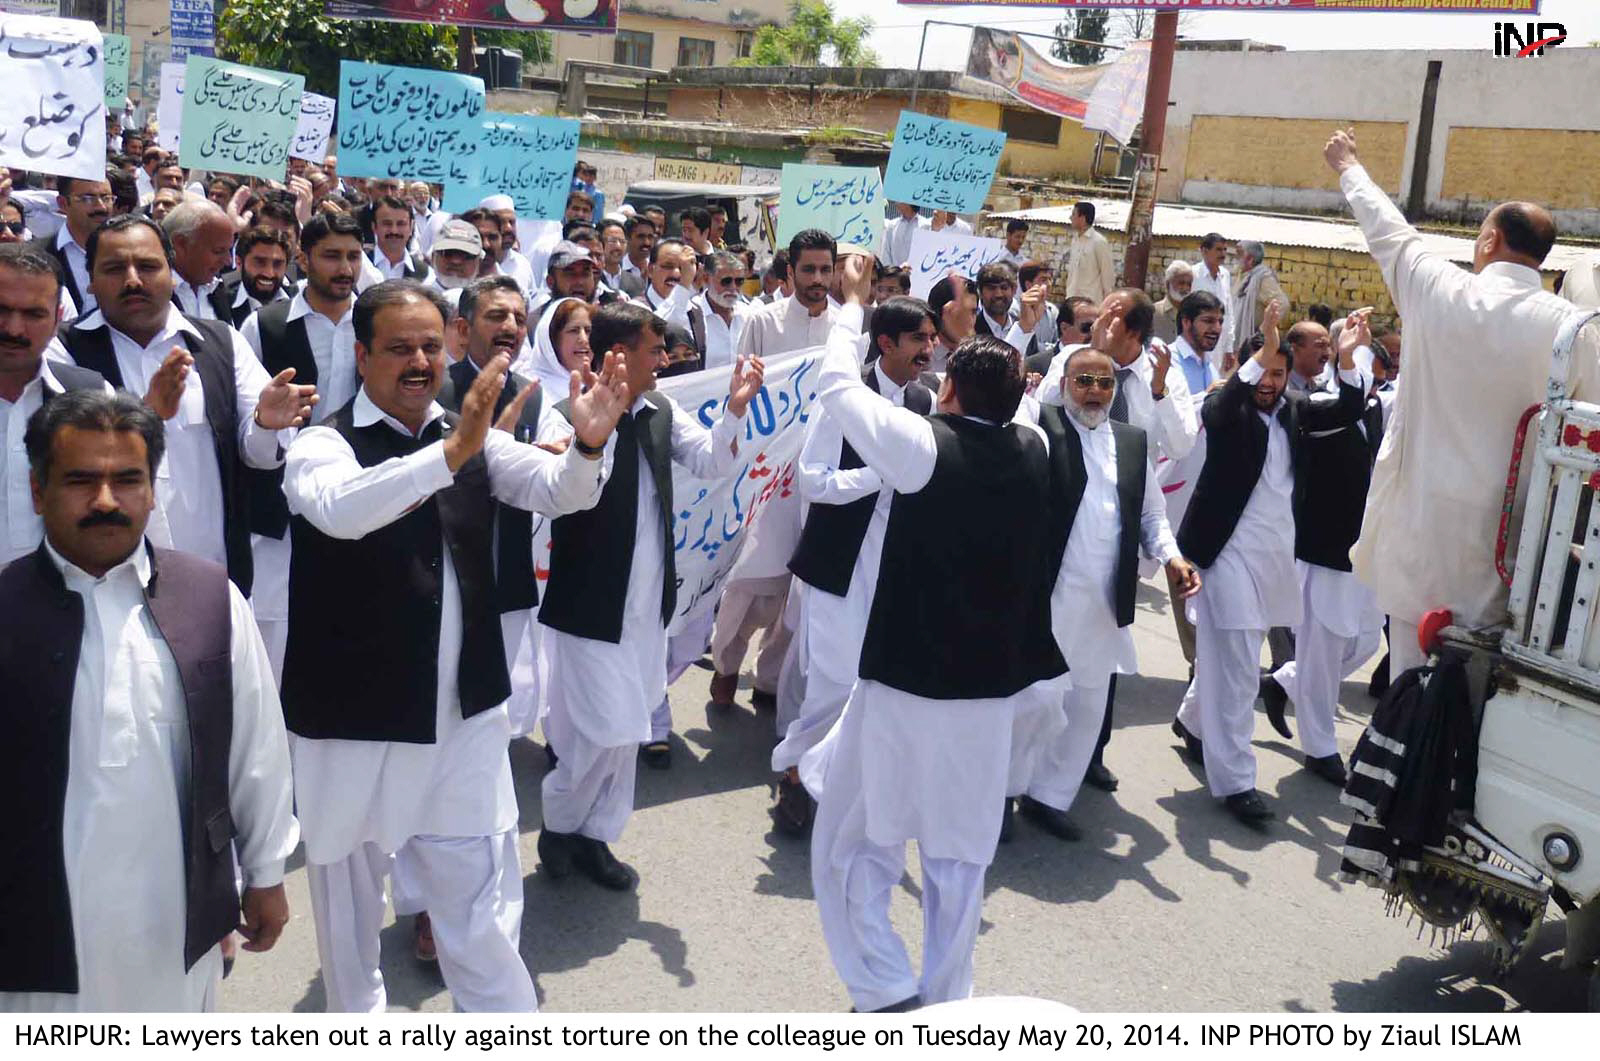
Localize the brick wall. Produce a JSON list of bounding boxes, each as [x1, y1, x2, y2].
[[1442, 127, 1600, 212]]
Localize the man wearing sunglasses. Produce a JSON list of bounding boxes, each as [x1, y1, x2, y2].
[[30, 173, 114, 316], [692, 250, 751, 371], [1015, 340, 1200, 842]]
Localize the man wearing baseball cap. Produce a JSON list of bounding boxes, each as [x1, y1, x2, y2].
[[427, 220, 485, 295], [528, 240, 599, 318]]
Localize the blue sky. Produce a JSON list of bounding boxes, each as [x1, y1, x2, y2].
[[840, 0, 1590, 69]]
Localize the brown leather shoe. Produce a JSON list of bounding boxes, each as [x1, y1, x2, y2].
[[413, 912, 437, 963], [709, 671, 739, 705]]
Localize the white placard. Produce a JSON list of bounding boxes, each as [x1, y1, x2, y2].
[[156, 61, 185, 152], [290, 90, 334, 162], [907, 228, 1009, 298], [0, 14, 106, 180]]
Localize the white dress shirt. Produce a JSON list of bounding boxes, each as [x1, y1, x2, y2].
[[500, 248, 535, 298], [0, 541, 297, 1012], [135, 166, 154, 203], [539, 392, 746, 749], [370, 246, 412, 281], [173, 276, 221, 321], [283, 387, 608, 863], [0, 361, 112, 564], [641, 281, 694, 330], [54, 226, 93, 314], [691, 290, 751, 371], [53, 307, 284, 568], [879, 213, 930, 267], [1036, 342, 1197, 464]]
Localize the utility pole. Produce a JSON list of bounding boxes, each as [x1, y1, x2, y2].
[[457, 27, 477, 76], [1120, 11, 1177, 291]]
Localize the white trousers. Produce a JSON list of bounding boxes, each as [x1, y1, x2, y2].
[[256, 618, 287, 688], [710, 581, 791, 693], [540, 696, 638, 842], [1024, 679, 1110, 812], [1177, 598, 1264, 798], [773, 597, 809, 739], [811, 780, 986, 1011], [773, 661, 853, 774], [1389, 616, 1425, 676], [1273, 616, 1381, 760], [306, 831, 535, 1013]]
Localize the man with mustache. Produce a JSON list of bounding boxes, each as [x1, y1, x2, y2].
[[50, 215, 315, 595], [773, 295, 940, 834], [691, 250, 752, 371], [537, 301, 762, 884], [1171, 299, 1365, 828], [238, 212, 366, 677], [162, 200, 238, 322], [0, 244, 112, 565], [632, 236, 695, 332], [0, 388, 297, 1010], [705, 230, 839, 718], [369, 194, 431, 283], [30, 173, 114, 317], [281, 279, 630, 1011], [217, 227, 294, 329]]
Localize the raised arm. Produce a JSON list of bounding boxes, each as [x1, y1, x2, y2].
[[797, 404, 883, 504]]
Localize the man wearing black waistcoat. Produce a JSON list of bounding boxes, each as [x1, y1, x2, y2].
[[238, 212, 365, 678], [0, 389, 296, 1011], [1259, 308, 1387, 788], [280, 279, 630, 1012], [801, 251, 1067, 1012], [48, 215, 316, 595], [537, 300, 762, 890], [770, 295, 937, 835], [216, 226, 295, 329], [1014, 342, 1200, 842], [1172, 300, 1366, 827]]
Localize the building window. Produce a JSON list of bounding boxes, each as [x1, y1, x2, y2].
[[735, 31, 754, 59], [61, 0, 109, 25], [677, 37, 716, 68], [614, 30, 654, 68], [1000, 107, 1062, 146]]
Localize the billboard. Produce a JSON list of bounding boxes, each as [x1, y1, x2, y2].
[[323, 0, 618, 33]]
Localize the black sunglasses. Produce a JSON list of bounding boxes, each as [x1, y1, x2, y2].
[[0, 220, 24, 235], [1071, 373, 1116, 391]]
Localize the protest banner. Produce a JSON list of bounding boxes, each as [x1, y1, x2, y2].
[[0, 14, 105, 181], [324, 0, 617, 34], [156, 62, 184, 153], [337, 60, 485, 185], [883, 110, 1005, 216], [965, 28, 1108, 124], [179, 56, 303, 180], [1084, 39, 1151, 145], [290, 91, 336, 163], [906, 228, 1008, 298], [775, 163, 884, 253], [441, 112, 581, 219], [103, 33, 130, 111]]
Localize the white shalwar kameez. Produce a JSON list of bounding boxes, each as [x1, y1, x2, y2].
[[1025, 414, 1180, 813], [1271, 561, 1383, 760], [283, 390, 607, 1013], [539, 393, 745, 843], [799, 306, 1064, 1010], [1, 543, 297, 1013]]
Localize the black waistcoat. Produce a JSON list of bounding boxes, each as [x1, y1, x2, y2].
[[244, 299, 319, 540], [1294, 397, 1384, 572], [538, 393, 674, 643], [789, 367, 933, 597], [437, 359, 543, 613], [858, 414, 1067, 700], [1038, 405, 1149, 628], [56, 315, 255, 595], [280, 402, 508, 742], [0, 545, 237, 992], [30, 234, 84, 312]]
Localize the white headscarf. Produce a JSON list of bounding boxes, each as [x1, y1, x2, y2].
[[521, 295, 587, 397]]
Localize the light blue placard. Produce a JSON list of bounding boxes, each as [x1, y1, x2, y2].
[[442, 113, 581, 220], [775, 163, 883, 251], [883, 110, 1007, 215], [336, 60, 485, 185], [178, 56, 303, 180]]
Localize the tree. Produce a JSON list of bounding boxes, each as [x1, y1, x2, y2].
[[737, 0, 878, 68], [217, 0, 553, 97], [1110, 9, 1198, 44], [1052, 10, 1109, 65]]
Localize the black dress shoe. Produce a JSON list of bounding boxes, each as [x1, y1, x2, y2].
[[1018, 795, 1082, 841], [1305, 753, 1348, 787], [1258, 675, 1293, 740], [867, 994, 921, 1013], [773, 773, 814, 836], [1223, 790, 1274, 826], [999, 797, 1015, 843], [1084, 761, 1119, 792], [640, 739, 672, 770], [1172, 719, 1204, 764], [750, 689, 778, 712], [574, 837, 636, 891], [537, 827, 576, 879]]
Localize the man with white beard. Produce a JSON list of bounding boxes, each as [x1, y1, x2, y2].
[[691, 250, 752, 370]]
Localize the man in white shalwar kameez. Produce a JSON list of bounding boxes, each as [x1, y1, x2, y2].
[[801, 253, 1067, 1011], [537, 301, 762, 889], [281, 281, 630, 1012], [1, 389, 296, 1012], [1325, 128, 1600, 671]]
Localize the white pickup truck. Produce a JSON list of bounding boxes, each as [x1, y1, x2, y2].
[[1385, 309, 1600, 1009]]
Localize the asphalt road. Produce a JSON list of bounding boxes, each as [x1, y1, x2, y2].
[[221, 576, 1590, 1013]]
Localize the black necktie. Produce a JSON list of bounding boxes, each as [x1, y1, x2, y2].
[[1108, 367, 1134, 424]]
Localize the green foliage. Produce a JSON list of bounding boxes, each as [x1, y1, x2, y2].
[[1052, 10, 1109, 66], [217, 0, 552, 96], [735, 0, 877, 68]]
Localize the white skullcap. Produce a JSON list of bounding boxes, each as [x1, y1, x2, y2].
[[479, 193, 515, 212]]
